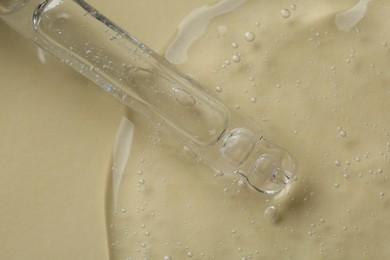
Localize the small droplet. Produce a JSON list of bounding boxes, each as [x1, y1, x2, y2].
[[250, 97, 257, 103], [163, 256, 172, 260], [334, 183, 340, 188], [187, 252, 193, 257], [244, 31, 255, 42], [139, 179, 145, 185], [280, 8, 291, 18], [231, 42, 239, 49], [334, 160, 341, 166], [216, 86, 222, 92]]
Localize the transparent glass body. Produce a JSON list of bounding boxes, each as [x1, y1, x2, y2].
[[0, 0, 295, 194]]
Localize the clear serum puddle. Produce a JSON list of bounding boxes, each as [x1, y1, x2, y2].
[[106, 0, 390, 259]]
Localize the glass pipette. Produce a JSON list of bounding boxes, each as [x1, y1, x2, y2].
[[0, 0, 295, 194]]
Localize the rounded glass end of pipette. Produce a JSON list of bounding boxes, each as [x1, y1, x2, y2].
[[238, 138, 295, 195], [217, 127, 295, 195]]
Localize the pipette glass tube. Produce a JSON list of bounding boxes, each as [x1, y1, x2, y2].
[[0, 0, 295, 194]]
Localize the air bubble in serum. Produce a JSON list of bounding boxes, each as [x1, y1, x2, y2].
[[232, 54, 241, 63], [264, 205, 278, 222], [173, 87, 196, 107], [280, 8, 291, 18], [237, 178, 247, 188], [244, 31, 255, 42], [339, 130, 347, 138]]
